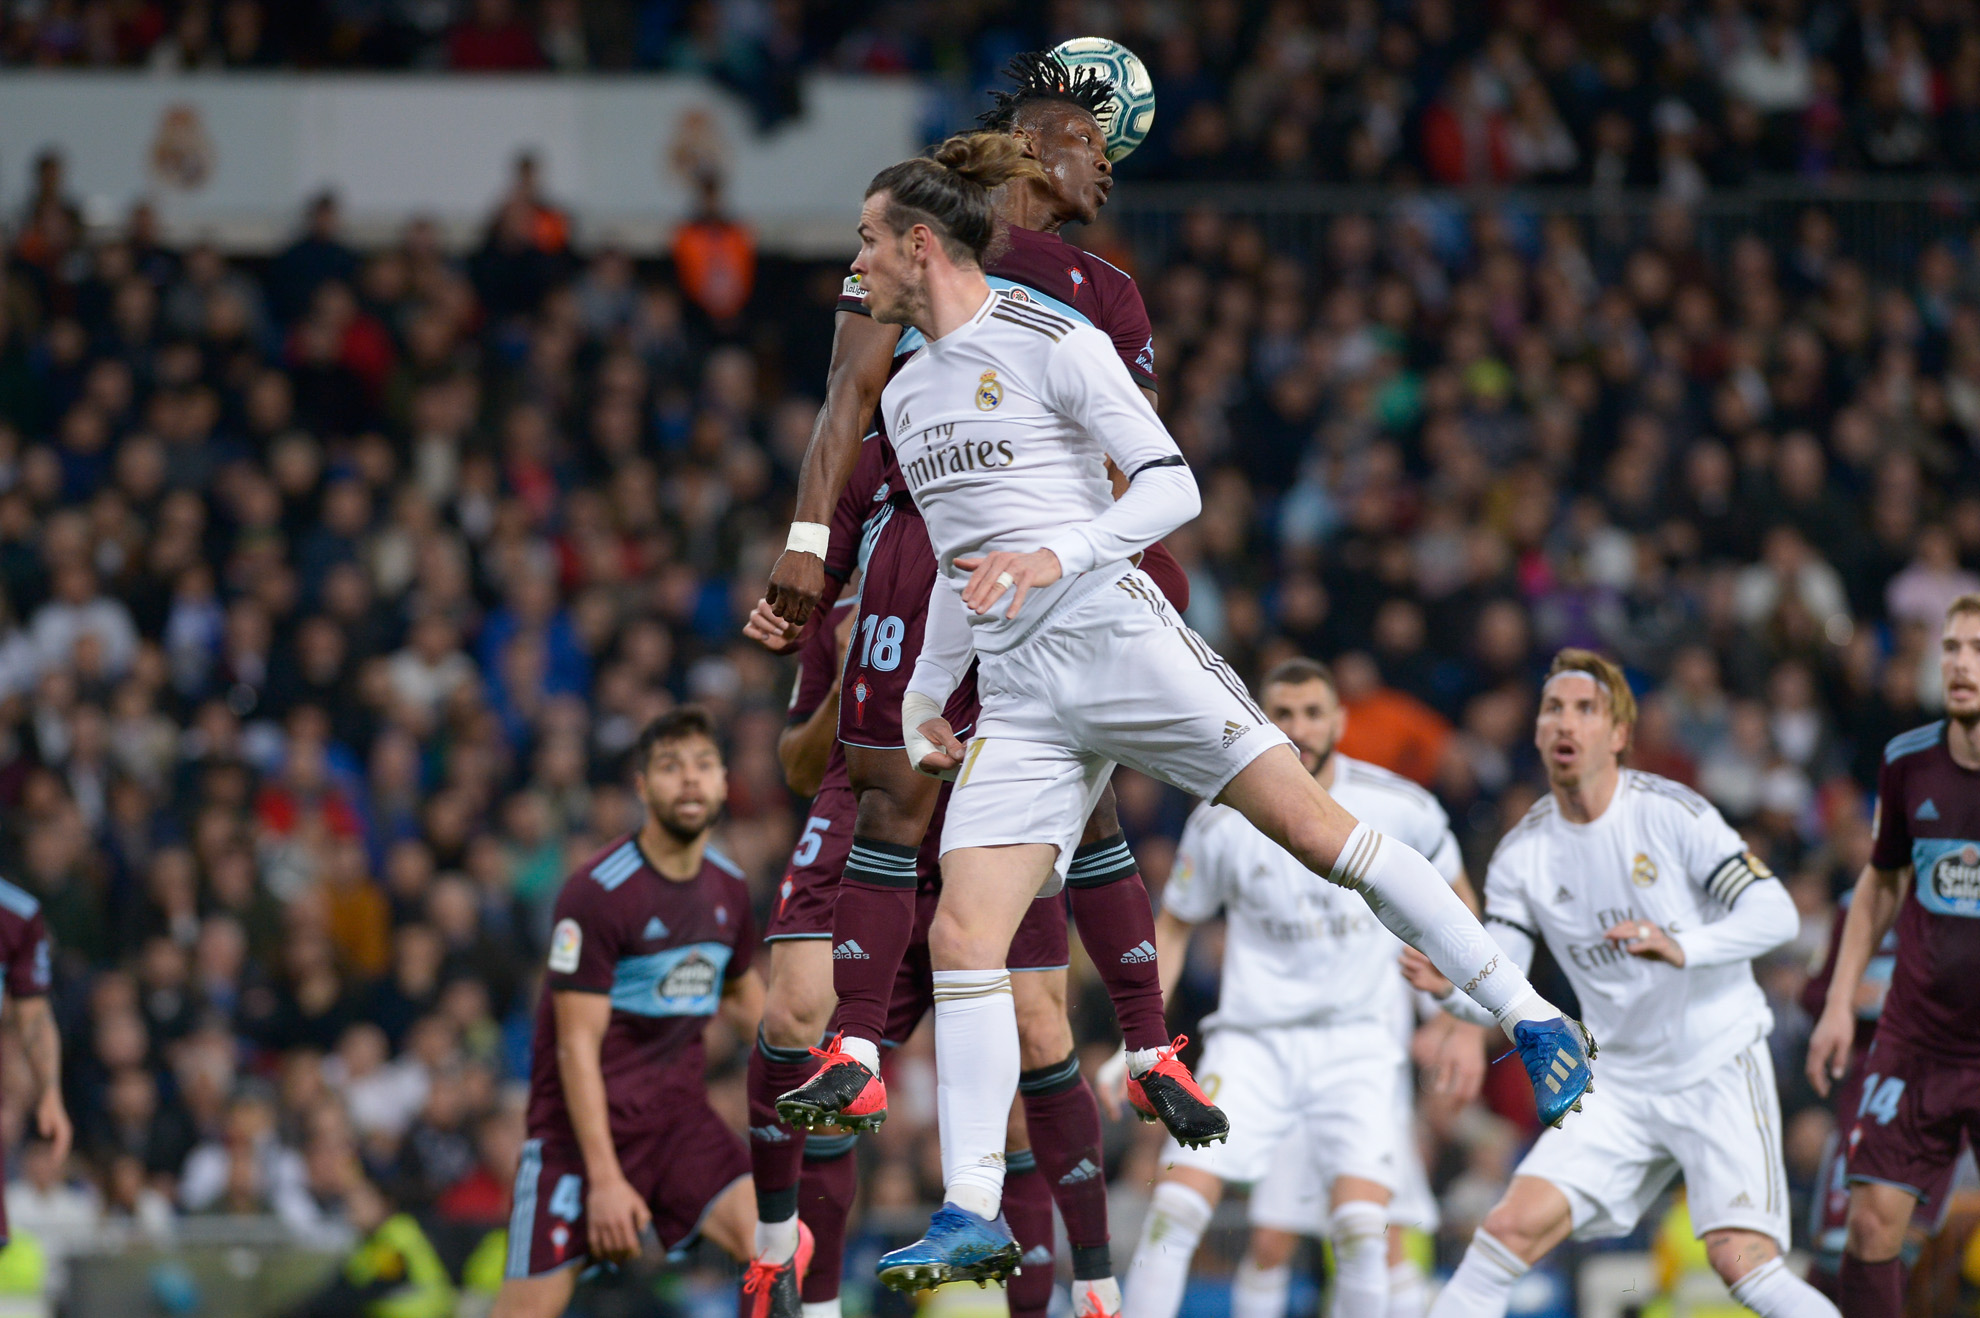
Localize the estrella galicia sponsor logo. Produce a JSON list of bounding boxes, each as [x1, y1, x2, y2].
[[1912, 839, 1980, 916], [659, 950, 719, 1001], [901, 424, 1016, 490]]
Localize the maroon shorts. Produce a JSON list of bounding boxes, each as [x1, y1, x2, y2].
[[1010, 892, 1071, 972], [1844, 1035, 1980, 1206], [840, 504, 980, 748], [768, 780, 857, 941], [507, 1104, 749, 1277]]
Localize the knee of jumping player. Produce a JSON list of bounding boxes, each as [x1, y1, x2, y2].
[[1012, 980, 1072, 1070], [761, 973, 834, 1050], [1844, 1183, 1917, 1261], [928, 905, 999, 971], [1702, 1229, 1778, 1286], [1477, 1181, 1572, 1264]]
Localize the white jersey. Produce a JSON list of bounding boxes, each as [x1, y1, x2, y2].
[[881, 287, 1191, 655], [1167, 755, 1462, 1031], [1485, 770, 1774, 1089]]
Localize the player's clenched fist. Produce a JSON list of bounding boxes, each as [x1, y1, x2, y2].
[[587, 1175, 651, 1262], [955, 548, 1062, 619], [767, 550, 827, 626]]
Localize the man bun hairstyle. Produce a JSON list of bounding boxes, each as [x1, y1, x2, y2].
[[864, 133, 1045, 266], [979, 50, 1115, 131], [1545, 648, 1638, 739]]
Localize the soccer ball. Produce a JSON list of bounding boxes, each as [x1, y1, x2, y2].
[[1052, 37, 1156, 163]]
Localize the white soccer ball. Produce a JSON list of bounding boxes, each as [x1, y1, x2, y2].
[[1052, 36, 1156, 163]]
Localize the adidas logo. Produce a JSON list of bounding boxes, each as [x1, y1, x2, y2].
[[1059, 1157, 1102, 1185], [749, 1124, 791, 1143], [1554, 886, 1573, 903], [1022, 1245, 1054, 1266], [1730, 1191, 1753, 1208], [643, 916, 668, 940], [834, 940, 870, 960], [1918, 799, 1940, 821], [1120, 940, 1157, 964], [1221, 721, 1251, 749]]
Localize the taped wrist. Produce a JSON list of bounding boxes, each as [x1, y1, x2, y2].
[[786, 521, 830, 559]]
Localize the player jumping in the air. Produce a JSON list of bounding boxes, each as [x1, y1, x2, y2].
[[1807, 594, 1980, 1318], [832, 133, 1590, 1292], [746, 53, 1218, 1318], [1120, 658, 1487, 1318], [493, 710, 808, 1318], [1415, 651, 1836, 1318]]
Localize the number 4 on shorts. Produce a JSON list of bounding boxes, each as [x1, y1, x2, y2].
[[1856, 1073, 1906, 1126], [550, 1174, 584, 1221]]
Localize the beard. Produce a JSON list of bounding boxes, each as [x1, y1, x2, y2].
[[653, 807, 712, 844]]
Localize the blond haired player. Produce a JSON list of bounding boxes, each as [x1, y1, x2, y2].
[[1416, 651, 1837, 1318]]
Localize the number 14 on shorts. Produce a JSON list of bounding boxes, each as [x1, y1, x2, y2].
[[1858, 1073, 1906, 1125]]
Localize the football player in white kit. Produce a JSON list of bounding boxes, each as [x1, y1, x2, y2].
[[1416, 650, 1839, 1318], [828, 133, 1594, 1294], [1120, 657, 1488, 1318]]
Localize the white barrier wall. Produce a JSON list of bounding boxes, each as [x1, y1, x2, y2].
[[0, 73, 927, 254]]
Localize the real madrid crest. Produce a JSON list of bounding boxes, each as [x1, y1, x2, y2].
[[1631, 852, 1658, 887], [976, 368, 1003, 411]]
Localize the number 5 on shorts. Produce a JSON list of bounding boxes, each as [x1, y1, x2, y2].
[[793, 816, 831, 867]]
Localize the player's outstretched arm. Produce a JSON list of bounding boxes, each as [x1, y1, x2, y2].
[[1807, 863, 1906, 1096], [776, 607, 858, 796], [552, 990, 652, 1261], [767, 311, 900, 626], [8, 995, 69, 1164]]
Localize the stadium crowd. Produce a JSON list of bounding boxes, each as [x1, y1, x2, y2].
[[15, 0, 1980, 185], [6, 50, 1980, 1317]]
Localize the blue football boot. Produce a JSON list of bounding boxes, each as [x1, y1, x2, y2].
[[876, 1204, 1022, 1292], [1513, 1016, 1596, 1128]]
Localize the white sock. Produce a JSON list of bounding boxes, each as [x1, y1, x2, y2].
[[802, 1301, 841, 1318], [1329, 824, 1553, 1033], [1728, 1257, 1841, 1318], [1127, 1046, 1163, 1077], [755, 1214, 799, 1264], [1124, 1181, 1213, 1318], [1388, 1261, 1427, 1318], [840, 1035, 881, 1074], [1075, 1276, 1123, 1317], [1328, 1201, 1390, 1318], [1231, 1257, 1291, 1318], [1425, 1230, 1527, 1318], [932, 969, 1017, 1221]]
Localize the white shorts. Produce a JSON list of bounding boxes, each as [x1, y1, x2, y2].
[[1249, 1053, 1439, 1235], [1162, 1021, 1403, 1194], [943, 568, 1292, 880], [1515, 1038, 1791, 1248]]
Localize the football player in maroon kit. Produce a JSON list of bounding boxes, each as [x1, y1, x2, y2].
[[0, 875, 70, 1251], [1808, 593, 1980, 1318], [493, 709, 807, 1318], [746, 53, 1219, 1318]]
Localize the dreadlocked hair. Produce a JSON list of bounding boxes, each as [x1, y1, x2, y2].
[[865, 133, 1045, 265], [978, 50, 1115, 130]]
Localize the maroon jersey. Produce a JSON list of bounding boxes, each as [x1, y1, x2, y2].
[[526, 836, 757, 1141], [1868, 720, 1980, 1061], [0, 881, 50, 1007], [824, 436, 893, 589]]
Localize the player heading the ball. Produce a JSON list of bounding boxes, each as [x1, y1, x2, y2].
[[831, 132, 1594, 1294]]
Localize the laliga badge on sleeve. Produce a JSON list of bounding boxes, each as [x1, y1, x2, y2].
[[549, 918, 582, 973]]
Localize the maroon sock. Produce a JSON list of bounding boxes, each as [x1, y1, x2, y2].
[[1019, 1054, 1111, 1261], [798, 1137, 858, 1303], [748, 1030, 817, 1224], [1004, 1147, 1055, 1318], [1837, 1254, 1905, 1318], [829, 841, 921, 1043], [1066, 838, 1170, 1052]]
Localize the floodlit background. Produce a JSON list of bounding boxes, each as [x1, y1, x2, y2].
[[0, 1, 1977, 1315]]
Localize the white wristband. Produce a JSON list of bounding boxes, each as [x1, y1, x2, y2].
[[786, 521, 830, 559], [902, 691, 958, 781]]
